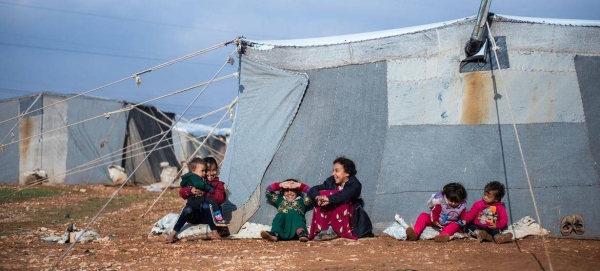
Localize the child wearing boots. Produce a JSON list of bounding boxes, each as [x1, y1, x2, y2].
[[260, 179, 311, 242], [460, 181, 513, 244]]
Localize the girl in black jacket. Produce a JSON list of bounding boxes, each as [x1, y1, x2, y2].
[[308, 156, 373, 240]]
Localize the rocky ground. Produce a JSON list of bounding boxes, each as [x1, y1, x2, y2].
[[0, 185, 598, 271]]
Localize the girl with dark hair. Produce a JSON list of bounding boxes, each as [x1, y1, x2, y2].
[[260, 179, 311, 242], [308, 156, 373, 241], [406, 182, 468, 242]]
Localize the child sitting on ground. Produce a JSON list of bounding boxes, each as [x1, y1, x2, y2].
[[202, 157, 229, 228], [260, 179, 311, 242], [166, 158, 226, 243], [178, 157, 226, 226], [406, 182, 468, 242], [460, 181, 513, 244]]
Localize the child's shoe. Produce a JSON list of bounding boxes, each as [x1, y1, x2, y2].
[[405, 226, 418, 241], [260, 231, 278, 242], [216, 226, 230, 238], [476, 230, 493, 243], [298, 231, 309, 242], [572, 214, 585, 235], [215, 219, 230, 227], [560, 215, 574, 236], [434, 234, 450, 243], [313, 230, 338, 241], [493, 232, 513, 244]]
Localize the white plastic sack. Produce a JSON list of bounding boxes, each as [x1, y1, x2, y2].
[[383, 214, 410, 240], [502, 216, 549, 240], [150, 213, 211, 239]]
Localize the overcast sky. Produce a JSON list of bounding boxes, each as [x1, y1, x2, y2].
[[1, 0, 598, 127]]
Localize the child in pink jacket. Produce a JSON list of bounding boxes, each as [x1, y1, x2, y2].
[[461, 181, 513, 244]]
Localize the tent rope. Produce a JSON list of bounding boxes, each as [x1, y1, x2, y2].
[[134, 107, 227, 159], [120, 73, 237, 118], [83, 109, 123, 185], [486, 21, 553, 271], [0, 39, 236, 126], [140, 104, 233, 218], [0, 92, 42, 148], [187, 97, 237, 123], [1, 114, 231, 197], [52, 49, 237, 270], [0, 132, 179, 198], [0, 73, 236, 149]]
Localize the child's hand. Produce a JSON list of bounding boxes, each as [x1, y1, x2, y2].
[[315, 195, 328, 206], [191, 187, 204, 196], [489, 222, 497, 229], [434, 222, 443, 228], [319, 196, 330, 206]]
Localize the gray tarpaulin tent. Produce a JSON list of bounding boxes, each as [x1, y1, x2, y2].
[[0, 92, 179, 185], [221, 14, 600, 238]]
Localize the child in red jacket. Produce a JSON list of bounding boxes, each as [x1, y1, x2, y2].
[[460, 181, 513, 244]]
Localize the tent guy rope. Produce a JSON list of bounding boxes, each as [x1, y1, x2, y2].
[[486, 21, 554, 271], [141, 104, 233, 218], [0, 72, 236, 150], [0, 39, 236, 126], [0, 92, 41, 147], [52, 49, 237, 269]]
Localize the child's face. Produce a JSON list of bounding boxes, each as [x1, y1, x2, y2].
[[193, 164, 206, 178], [282, 189, 298, 200], [482, 190, 499, 204], [446, 199, 461, 208], [205, 164, 218, 181], [332, 162, 350, 185]]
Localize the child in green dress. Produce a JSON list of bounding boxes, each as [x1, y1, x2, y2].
[[260, 179, 312, 242]]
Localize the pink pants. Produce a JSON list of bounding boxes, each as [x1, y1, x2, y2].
[[413, 212, 461, 237]]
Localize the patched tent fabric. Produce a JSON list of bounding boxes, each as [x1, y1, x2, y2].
[[219, 58, 308, 230], [0, 92, 179, 186], [222, 15, 600, 238]]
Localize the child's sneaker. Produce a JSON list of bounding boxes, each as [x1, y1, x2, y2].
[[298, 231, 309, 242], [260, 231, 278, 242], [476, 230, 493, 243], [572, 214, 585, 235], [215, 219, 230, 227], [434, 234, 450, 243], [405, 226, 418, 241], [493, 232, 513, 244]]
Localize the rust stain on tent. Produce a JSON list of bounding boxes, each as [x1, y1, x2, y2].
[[461, 72, 492, 125], [19, 117, 33, 159]]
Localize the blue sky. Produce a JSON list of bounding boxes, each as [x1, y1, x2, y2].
[[1, 0, 598, 127]]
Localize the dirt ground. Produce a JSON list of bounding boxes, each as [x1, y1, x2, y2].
[[0, 185, 598, 271]]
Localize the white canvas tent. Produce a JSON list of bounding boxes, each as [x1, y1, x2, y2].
[[220, 14, 600, 238]]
